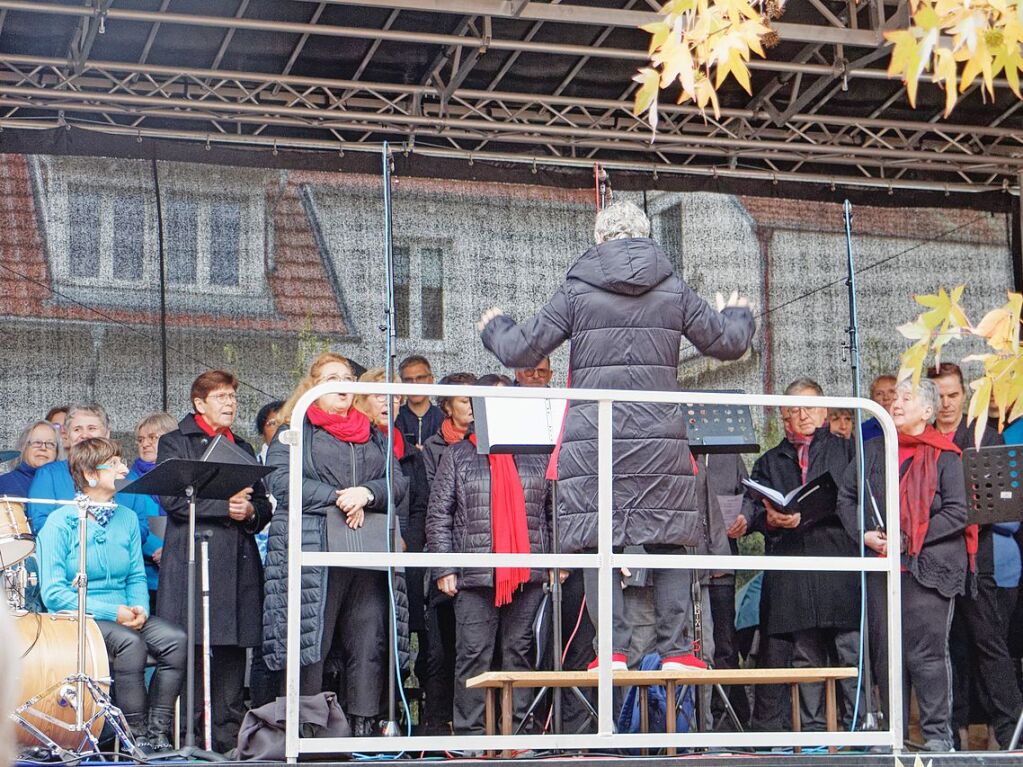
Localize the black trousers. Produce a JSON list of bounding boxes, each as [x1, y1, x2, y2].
[[791, 627, 862, 730], [750, 633, 793, 731], [869, 572, 955, 746], [421, 590, 457, 731], [950, 574, 1023, 748], [582, 545, 692, 659], [453, 583, 544, 735], [708, 581, 751, 727], [98, 616, 186, 718], [299, 567, 388, 718], [193, 645, 248, 753], [554, 570, 597, 734]]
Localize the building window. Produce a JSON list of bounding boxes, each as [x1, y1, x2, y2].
[[65, 185, 147, 284], [392, 242, 446, 341]]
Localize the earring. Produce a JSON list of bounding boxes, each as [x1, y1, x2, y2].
[[87, 478, 98, 488]]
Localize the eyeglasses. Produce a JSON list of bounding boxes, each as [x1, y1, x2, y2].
[[27, 441, 57, 450], [96, 457, 126, 470], [136, 434, 160, 444], [207, 392, 238, 403], [401, 374, 432, 384], [265, 418, 280, 428], [318, 375, 356, 385], [521, 368, 551, 377]]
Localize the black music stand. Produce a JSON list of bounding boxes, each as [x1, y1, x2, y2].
[[964, 445, 1023, 525], [118, 457, 272, 751]]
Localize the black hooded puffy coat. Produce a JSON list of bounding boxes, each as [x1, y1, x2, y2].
[[481, 237, 754, 553]]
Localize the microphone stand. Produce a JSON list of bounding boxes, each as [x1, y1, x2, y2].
[[844, 200, 879, 730], [381, 140, 400, 738]]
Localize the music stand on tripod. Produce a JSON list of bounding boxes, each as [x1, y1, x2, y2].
[[118, 454, 271, 753]]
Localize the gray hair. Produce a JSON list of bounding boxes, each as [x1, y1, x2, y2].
[[784, 377, 824, 397], [135, 411, 177, 436], [17, 420, 63, 461], [898, 378, 940, 421], [594, 201, 650, 243], [68, 403, 110, 431]]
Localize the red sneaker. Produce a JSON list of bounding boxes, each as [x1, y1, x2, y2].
[[661, 654, 708, 671], [587, 652, 628, 672]]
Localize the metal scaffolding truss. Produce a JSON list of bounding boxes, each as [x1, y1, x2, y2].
[[0, 0, 1020, 193]]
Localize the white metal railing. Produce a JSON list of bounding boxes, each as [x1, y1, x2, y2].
[[283, 384, 903, 760]]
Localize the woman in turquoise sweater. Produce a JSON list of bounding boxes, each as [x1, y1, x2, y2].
[[38, 437, 186, 754]]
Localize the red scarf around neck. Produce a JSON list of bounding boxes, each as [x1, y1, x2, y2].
[[307, 405, 371, 444], [897, 425, 965, 563], [468, 433, 531, 606], [377, 423, 405, 459], [195, 413, 236, 443], [441, 417, 468, 445], [785, 428, 814, 483]]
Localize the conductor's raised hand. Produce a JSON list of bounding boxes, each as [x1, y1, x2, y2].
[[477, 307, 505, 333], [715, 290, 751, 312], [764, 499, 800, 530], [228, 487, 255, 521]]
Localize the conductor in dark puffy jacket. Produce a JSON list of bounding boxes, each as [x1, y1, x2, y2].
[[477, 200, 754, 671], [426, 380, 552, 734], [262, 353, 408, 737]]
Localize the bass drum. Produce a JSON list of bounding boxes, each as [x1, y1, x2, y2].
[[14, 612, 110, 749]]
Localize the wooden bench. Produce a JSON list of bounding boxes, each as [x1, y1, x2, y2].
[[466, 667, 858, 756]]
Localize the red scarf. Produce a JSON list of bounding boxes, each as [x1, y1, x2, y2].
[[194, 413, 235, 443], [307, 405, 371, 444], [440, 417, 468, 446], [785, 428, 814, 483], [468, 433, 531, 606], [377, 423, 405, 459], [897, 425, 964, 563]]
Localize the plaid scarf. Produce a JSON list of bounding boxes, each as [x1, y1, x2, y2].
[[785, 428, 815, 483]]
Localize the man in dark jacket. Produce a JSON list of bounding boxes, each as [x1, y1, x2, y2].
[[396, 355, 445, 450], [746, 378, 860, 731], [478, 200, 754, 670], [929, 363, 1021, 749], [155, 370, 272, 753]]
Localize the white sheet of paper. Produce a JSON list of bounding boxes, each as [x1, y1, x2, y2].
[[476, 397, 567, 451], [716, 494, 744, 530]]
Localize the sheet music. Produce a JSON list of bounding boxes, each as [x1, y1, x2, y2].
[[474, 396, 567, 453]]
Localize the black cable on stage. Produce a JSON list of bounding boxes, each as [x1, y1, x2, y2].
[[151, 158, 170, 412], [680, 210, 996, 356], [0, 261, 276, 401]]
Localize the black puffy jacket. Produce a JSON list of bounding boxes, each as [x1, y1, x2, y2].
[[426, 438, 551, 590], [481, 237, 754, 553], [262, 418, 409, 671]]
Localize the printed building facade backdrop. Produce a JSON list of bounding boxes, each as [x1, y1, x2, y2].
[[0, 152, 1014, 450]]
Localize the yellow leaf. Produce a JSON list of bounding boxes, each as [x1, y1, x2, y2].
[[968, 376, 993, 449], [898, 338, 931, 388], [898, 318, 933, 340], [642, 21, 672, 55], [632, 67, 661, 131]]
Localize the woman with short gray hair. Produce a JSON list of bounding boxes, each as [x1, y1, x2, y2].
[[837, 377, 968, 751], [477, 199, 755, 672]]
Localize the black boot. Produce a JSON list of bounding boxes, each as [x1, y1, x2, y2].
[[147, 707, 176, 753], [125, 713, 155, 755], [351, 715, 377, 737]]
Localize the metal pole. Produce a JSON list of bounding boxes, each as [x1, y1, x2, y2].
[[200, 534, 213, 751], [381, 140, 400, 738], [844, 200, 878, 730], [550, 481, 563, 734], [185, 487, 196, 748], [74, 495, 88, 733], [596, 399, 613, 737]]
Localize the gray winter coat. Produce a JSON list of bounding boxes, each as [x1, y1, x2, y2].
[[837, 437, 968, 599], [262, 419, 409, 671], [481, 237, 754, 553], [425, 438, 551, 589]]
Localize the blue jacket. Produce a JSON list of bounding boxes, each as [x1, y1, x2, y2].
[[0, 461, 38, 498], [37, 503, 150, 621], [27, 461, 149, 545], [126, 467, 165, 592]]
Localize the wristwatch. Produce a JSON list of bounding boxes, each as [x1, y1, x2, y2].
[[364, 488, 375, 506]]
